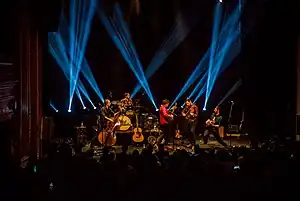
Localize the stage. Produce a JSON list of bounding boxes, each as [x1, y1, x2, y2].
[[80, 137, 250, 161]]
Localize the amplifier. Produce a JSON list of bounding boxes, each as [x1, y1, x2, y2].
[[227, 125, 239, 133]]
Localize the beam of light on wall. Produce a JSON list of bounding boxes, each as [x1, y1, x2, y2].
[[195, 29, 241, 106], [113, 4, 156, 109], [204, 3, 243, 109], [97, 5, 157, 109], [170, 2, 239, 108], [188, 71, 208, 100], [131, 10, 198, 98], [68, 0, 96, 111], [169, 51, 209, 108], [50, 102, 58, 112], [49, 32, 96, 110], [58, 12, 104, 103], [180, 5, 243, 108], [49, 40, 95, 110], [217, 79, 242, 106], [206, 2, 223, 108], [75, 88, 87, 109]]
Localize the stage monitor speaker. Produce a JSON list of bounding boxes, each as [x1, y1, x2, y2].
[[227, 125, 239, 133]]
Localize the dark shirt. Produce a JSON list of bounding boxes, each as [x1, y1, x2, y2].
[[100, 106, 114, 119], [121, 98, 133, 106], [183, 104, 198, 122], [211, 113, 222, 126]]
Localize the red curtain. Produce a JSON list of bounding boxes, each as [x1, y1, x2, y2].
[[18, 6, 43, 163]]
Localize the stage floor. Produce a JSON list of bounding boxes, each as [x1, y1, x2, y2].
[[86, 138, 250, 159]]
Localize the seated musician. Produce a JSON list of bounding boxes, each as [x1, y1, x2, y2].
[[203, 106, 227, 147], [181, 98, 198, 147], [120, 93, 133, 107], [100, 99, 115, 129]]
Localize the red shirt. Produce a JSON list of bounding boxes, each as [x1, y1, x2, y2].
[[159, 105, 169, 125]]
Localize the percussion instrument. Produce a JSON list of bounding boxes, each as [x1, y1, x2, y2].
[[126, 110, 135, 117], [111, 100, 120, 105], [143, 114, 159, 130], [146, 128, 162, 145], [118, 115, 131, 131]]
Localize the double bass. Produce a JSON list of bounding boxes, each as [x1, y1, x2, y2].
[[98, 112, 120, 146]]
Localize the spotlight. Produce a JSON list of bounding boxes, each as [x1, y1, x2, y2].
[[156, 109, 159, 111], [203, 108, 206, 111], [55, 110, 59, 113], [219, 0, 222, 3], [68, 110, 71, 112], [93, 107, 96, 110], [83, 107, 86, 110]]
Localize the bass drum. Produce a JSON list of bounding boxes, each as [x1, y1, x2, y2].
[[144, 114, 159, 130], [118, 115, 131, 131]]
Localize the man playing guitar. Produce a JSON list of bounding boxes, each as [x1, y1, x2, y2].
[[157, 99, 174, 145], [181, 98, 198, 147], [203, 106, 226, 146]]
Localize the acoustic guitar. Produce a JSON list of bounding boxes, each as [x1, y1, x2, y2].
[[132, 113, 144, 143]]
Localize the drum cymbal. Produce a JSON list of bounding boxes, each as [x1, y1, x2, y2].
[[111, 101, 119, 105], [74, 126, 86, 129]]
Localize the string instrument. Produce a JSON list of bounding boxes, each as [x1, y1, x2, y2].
[[182, 104, 198, 122], [205, 117, 218, 127], [175, 124, 182, 139], [167, 103, 177, 122], [132, 113, 144, 143], [239, 111, 244, 132], [98, 111, 120, 146]]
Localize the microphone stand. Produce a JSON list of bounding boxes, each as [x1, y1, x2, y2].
[[227, 101, 234, 146]]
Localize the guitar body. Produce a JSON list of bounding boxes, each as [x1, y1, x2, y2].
[[132, 127, 144, 143], [132, 113, 144, 143]]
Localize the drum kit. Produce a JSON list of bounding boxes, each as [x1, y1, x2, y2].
[[97, 100, 162, 146]]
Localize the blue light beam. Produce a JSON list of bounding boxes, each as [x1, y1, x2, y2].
[[68, 0, 97, 111]]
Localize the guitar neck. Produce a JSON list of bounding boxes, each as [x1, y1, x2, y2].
[[135, 114, 139, 128]]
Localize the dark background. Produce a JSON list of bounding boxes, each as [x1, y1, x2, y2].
[[0, 0, 297, 140], [44, 1, 243, 115]]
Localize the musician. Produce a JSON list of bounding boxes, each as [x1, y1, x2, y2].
[[203, 106, 226, 146], [120, 93, 133, 107], [157, 99, 173, 145], [181, 98, 198, 146], [100, 99, 115, 128]]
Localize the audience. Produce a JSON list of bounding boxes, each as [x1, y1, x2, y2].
[[11, 137, 300, 200]]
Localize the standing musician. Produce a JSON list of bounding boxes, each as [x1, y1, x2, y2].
[[181, 98, 198, 146], [120, 93, 133, 107], [203, 106, 227, 146], [100, 99, 115, 128], [157, 99, 174, 145]]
